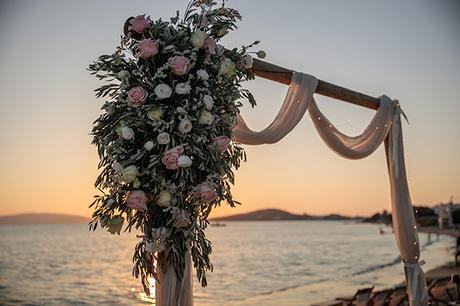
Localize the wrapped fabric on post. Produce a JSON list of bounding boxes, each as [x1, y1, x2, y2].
[[155, 248, 194, 306]]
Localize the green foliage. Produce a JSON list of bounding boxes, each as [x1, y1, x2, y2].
[[88, 0, 262, 293]]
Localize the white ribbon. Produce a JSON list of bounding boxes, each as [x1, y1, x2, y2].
[[390, 99, 410, 179], [404, 260, 428, 305]]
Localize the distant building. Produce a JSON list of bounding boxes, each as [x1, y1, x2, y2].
[[432, 199, 459, 229]]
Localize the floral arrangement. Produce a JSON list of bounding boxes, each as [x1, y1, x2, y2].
[[88, 0, 265, 294]]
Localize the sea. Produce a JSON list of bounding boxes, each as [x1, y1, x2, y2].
[[0, 221, 453, 306]]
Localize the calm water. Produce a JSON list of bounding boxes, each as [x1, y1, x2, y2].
[[0, 221, 453, 306]]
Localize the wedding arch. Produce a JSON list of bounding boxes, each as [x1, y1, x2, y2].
[[88, 2, 427, 305]]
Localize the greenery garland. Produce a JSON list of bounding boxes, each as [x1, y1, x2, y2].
[[88, 0, 264, 294]]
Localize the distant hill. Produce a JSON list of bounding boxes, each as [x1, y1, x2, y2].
[[0, 213, 89, 225], [212, 209, 358, 221]]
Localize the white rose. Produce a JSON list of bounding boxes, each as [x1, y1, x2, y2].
[[178, 119, 193, 134], [175, 82, 191, 95], [121, 165, 138, 183], [218, 58, 236, 76], [196, 69, 209, 81], [191, 30, 207, 48], [112, 162, 123, 173], [144, 141, 154, 150], [157, 190, 172, 207], [242, 54, 253, 69], [202, 95, 214, 110], [121, 126, 134, 140], [198, 110, 214, 125], [157, 132, 170, 145], [154, 84, 172, 100], [178, 155, 192, 168]]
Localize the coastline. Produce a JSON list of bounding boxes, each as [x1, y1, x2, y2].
[[218, 231, 454, 306]]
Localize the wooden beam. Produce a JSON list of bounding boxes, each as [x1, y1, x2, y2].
[[252, 58, 380, 110]]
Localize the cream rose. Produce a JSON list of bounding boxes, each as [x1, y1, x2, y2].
[[191, 30, 206, 48], [198, 110, 214, 125], [146, 107, 164, 121], [156, 190, 172, 207], [157, 132, 170, 145], [218, 58, 236, 76], [178, 119, 193, 134], [121, 165, 138, 183]]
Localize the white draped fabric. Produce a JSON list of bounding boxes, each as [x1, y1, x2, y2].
[[234, 72, 427, 306], [233, 72, 318, 144], [155, 249, 194, 306], [155, 71, 427, 306]]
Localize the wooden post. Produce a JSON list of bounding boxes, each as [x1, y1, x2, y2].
[[252, 58, 381, 110]]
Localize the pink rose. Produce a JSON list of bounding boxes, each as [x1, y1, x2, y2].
[[137, 39, 159, 59], [169, 56, 191, 76], [203, 36, 216, 55], [127, 86, 147, 107], [129, 15, 150, 34], [126, 190, 149, 211], [161, 146, 184, 170], [197, 182, 218, 203], [213, 136, 230, 154]]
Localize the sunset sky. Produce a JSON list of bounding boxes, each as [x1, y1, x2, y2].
[[0, 0, 459, 218]]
